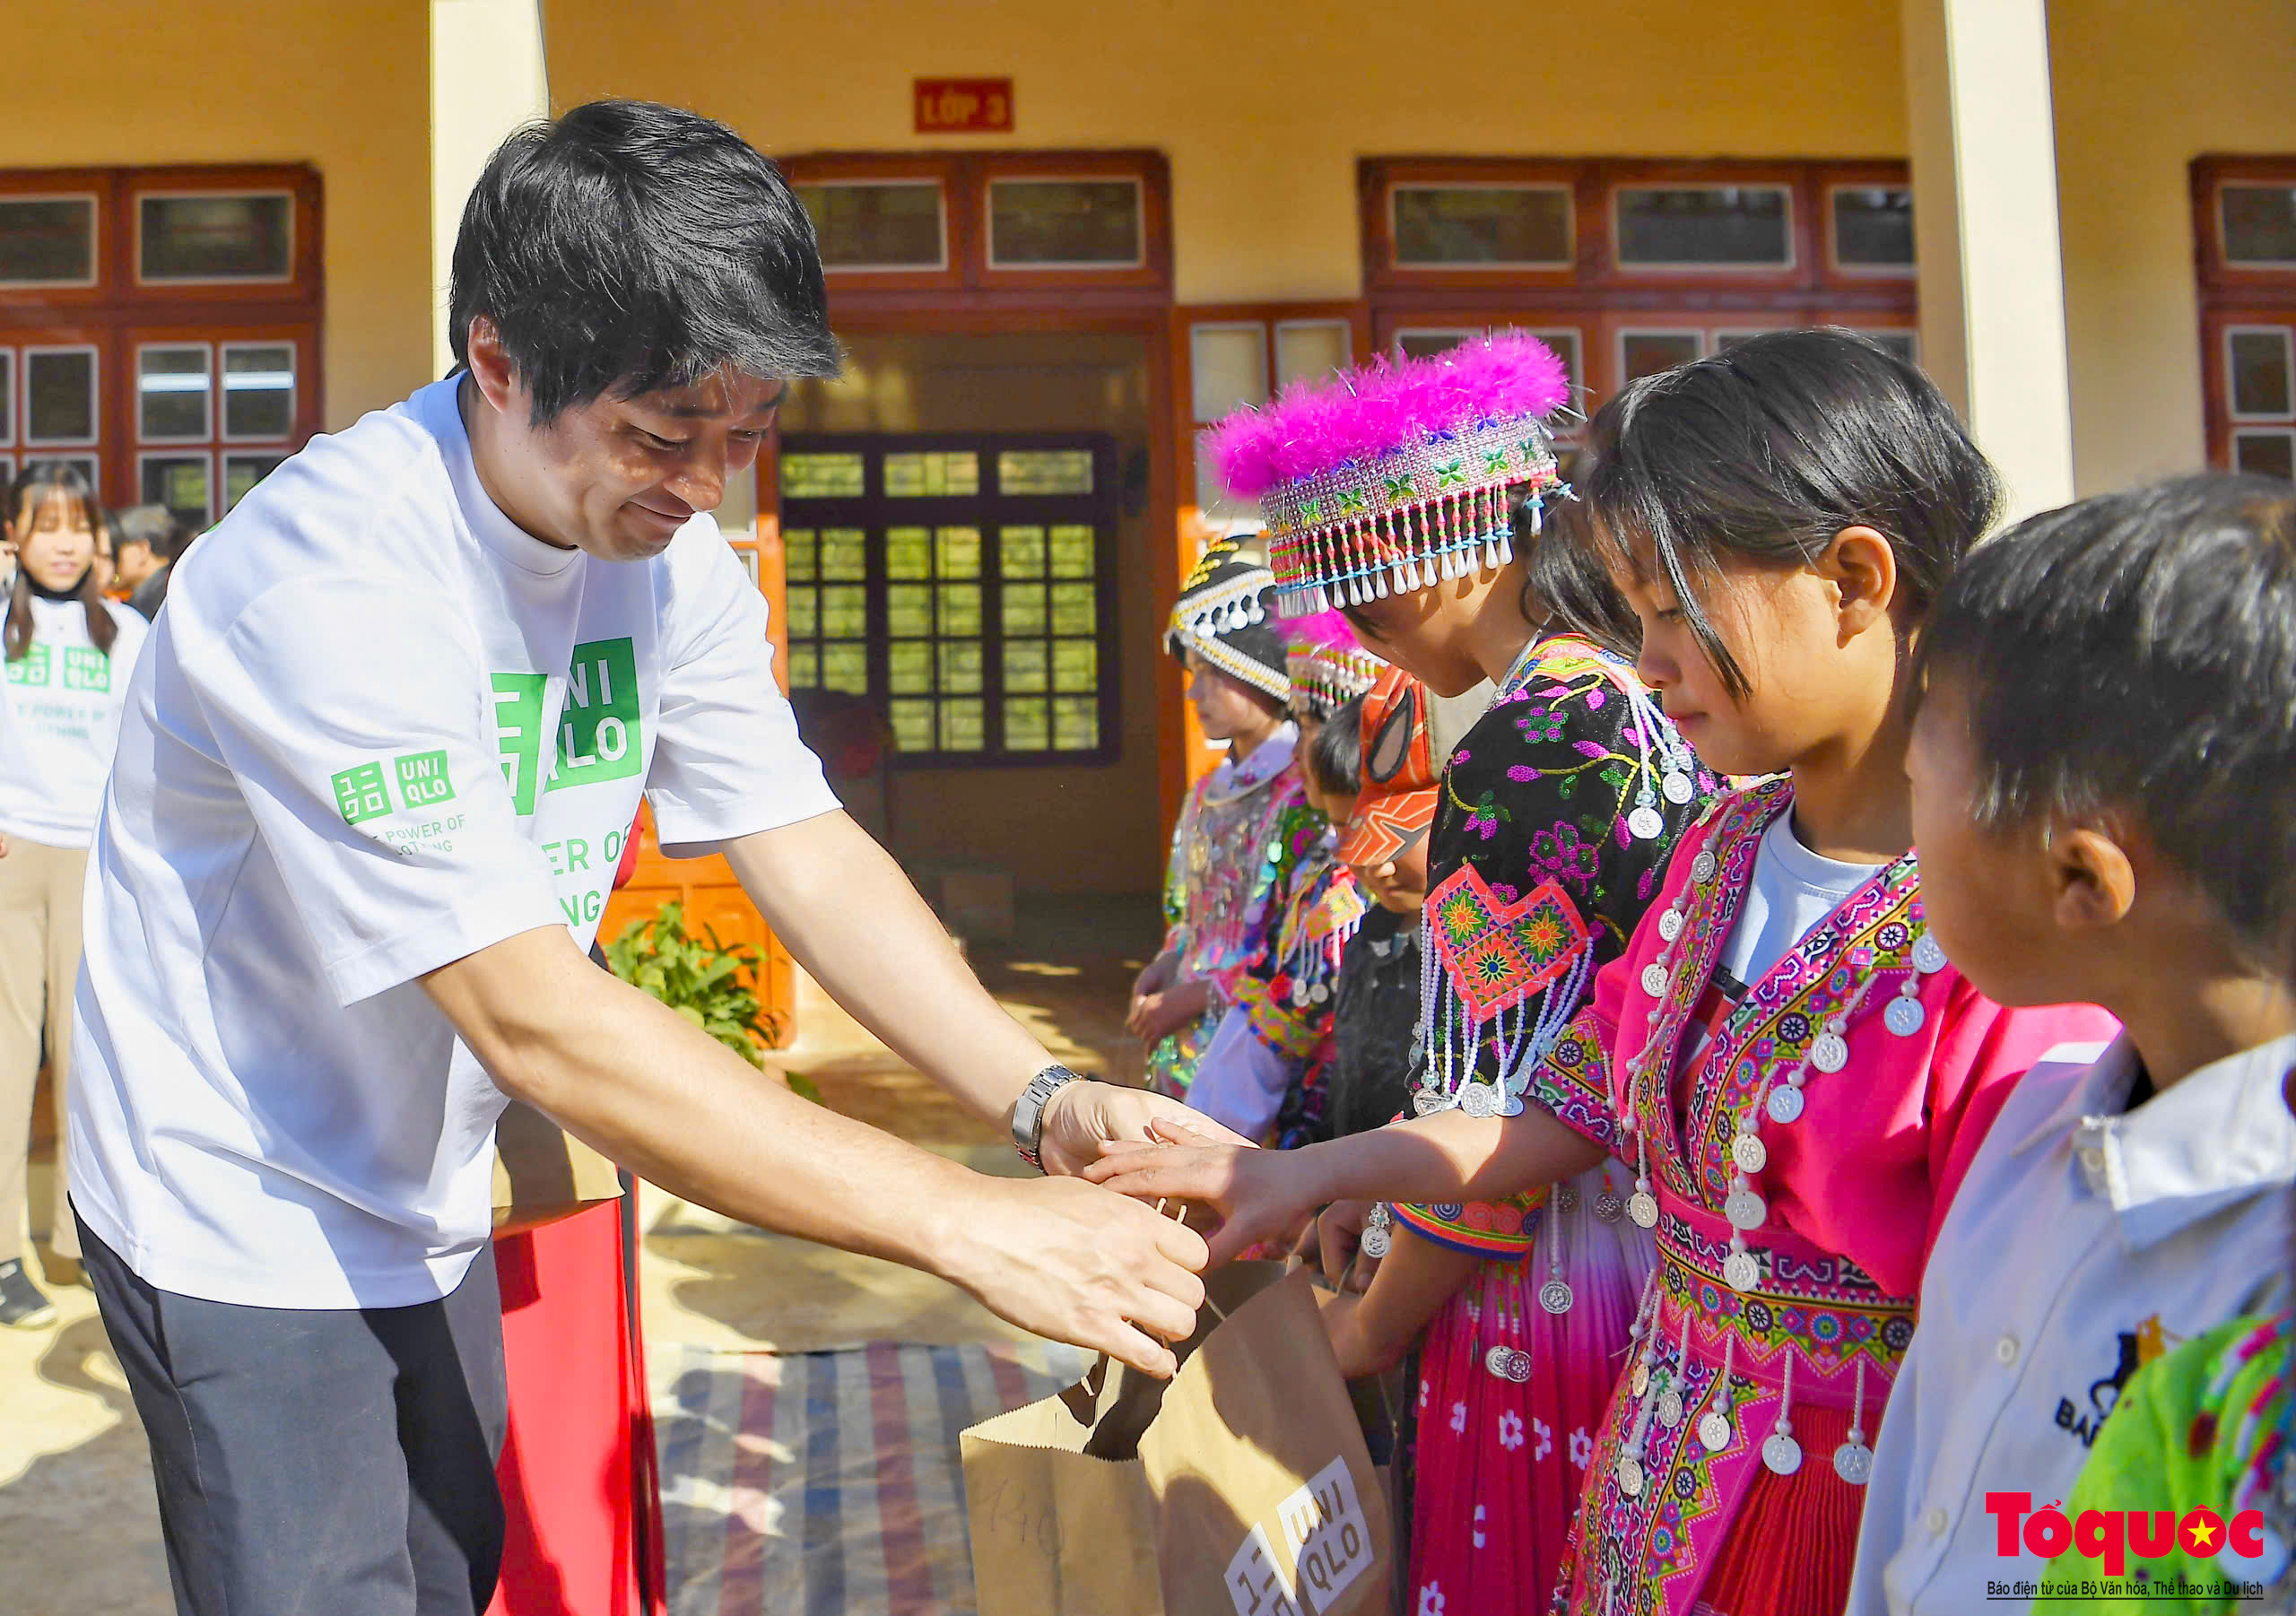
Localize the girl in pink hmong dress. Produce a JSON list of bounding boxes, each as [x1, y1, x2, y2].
[[1094, 331, 2118, 1616]]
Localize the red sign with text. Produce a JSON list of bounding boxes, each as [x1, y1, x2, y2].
[[914, 78, 1013, 134]]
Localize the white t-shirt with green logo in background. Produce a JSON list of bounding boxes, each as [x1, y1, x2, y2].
[[69, 376, 840, 1309], [0, 595, 149, 849]]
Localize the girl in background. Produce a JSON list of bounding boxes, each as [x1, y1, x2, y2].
[[0, 465, 151, 1327]]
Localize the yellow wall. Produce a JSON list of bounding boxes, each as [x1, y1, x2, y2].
[[2048, 0, 2296, 492], [2, 0, 433, 432], [541, 0, 1909, 303]]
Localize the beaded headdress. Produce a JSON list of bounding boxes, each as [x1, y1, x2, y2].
[[1164, 537, 1291, 703], [1284, 612, 1386, 725], [1335, 664, 1439, 868], [1205, 331, 1572, 619]]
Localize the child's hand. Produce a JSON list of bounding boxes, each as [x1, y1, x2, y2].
[[1314, 1288, 1382, 1382], [1315, 1200, 1379, 1291], [1087, 1135, 1322, 1265]]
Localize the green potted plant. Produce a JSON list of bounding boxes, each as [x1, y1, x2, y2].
[[602, 903, 820, 1101]]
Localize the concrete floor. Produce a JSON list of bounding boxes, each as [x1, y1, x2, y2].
[[0, 899, 1155, 1616]]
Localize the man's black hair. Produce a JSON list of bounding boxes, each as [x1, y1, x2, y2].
[[1915, 473, 2296, 974], [1309, 695, 1366, 800], [449, 99, 840, 424], [1577, 327, 2001, 699]]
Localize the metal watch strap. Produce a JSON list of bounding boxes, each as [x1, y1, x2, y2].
[[1012, 1064, 1083, 1172]]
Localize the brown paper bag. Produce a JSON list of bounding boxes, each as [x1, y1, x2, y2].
[[962, 1267, 1392, 1616], [490, 1099, 624, 1233]]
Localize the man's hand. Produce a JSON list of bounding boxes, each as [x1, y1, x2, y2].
[[1085, 1137, 1324, 1265], [942, 1174, 1209, 1378], [1036, 1080, 1249, 1177]]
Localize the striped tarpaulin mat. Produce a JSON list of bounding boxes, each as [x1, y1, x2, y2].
[[655, 1338, 1095, 1616]]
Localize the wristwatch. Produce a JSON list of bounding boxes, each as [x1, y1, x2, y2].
[[1011, 1064, 1085, 1172]]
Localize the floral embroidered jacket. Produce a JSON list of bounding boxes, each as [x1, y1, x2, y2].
[[1526, 778, 2120, 1616]]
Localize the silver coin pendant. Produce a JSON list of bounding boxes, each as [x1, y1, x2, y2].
[[1553, 1186, 1580, 1215], [1722, 1250, 1762, 1292], [1809, 1032, 1850, 1074], [1657, 1390, 1684, 1428], [1309, 982, 1330, 1005], [1483, 1344, 1514, 1380], [1724, 1187, 1767, 1231], [1698, 1411, 1733, 1453], [1761, 1432, 1805, 1476], [1912, 934, 1948, 974], [1360, 1226, 1392, 1259], [1658, 908, 1684, 943], [1884, 995, 1926, 1038], [1460, 1082, 1497, 1119], [1540, 1279, 1575, 1316], [1766, 1085, 1805, 1125], [1508, 1349, 1534, 1384], [1833, 1441, 1875, 1486], [1631, 1361, 1651, 1397], [1663, 769, 1695, 805], [1594, 1191, 1625, 1223], [1731, 1132, 1768, 1174], [1617, 1455, 1646, 1498], [1412, 1088, 1445, 1116], [1691, 850, 1718, 884], [1629, 805, 1665, 841], [1628, 1191, 1660, 1229], [1640, 963, 1669, 998]]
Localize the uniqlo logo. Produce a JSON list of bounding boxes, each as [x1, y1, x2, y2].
[[331, 761, 393, 825]]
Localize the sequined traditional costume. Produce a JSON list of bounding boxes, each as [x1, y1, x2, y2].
[[1522, 779, 2118, 1616], [1151, 542, 1315, 1098]]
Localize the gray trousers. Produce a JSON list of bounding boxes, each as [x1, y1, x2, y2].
[[81, 1215, 509, 1616]]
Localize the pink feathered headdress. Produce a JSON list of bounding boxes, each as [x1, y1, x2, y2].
[[1204, 331, 1571, 617], [1283, 611, 1386, 723]]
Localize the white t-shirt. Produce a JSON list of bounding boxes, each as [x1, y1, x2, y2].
[[0, 595, 150, 848], [68, 377, 840, 1309]]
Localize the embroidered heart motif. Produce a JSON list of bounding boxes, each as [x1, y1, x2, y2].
[[1427, 864, 1590, 1021]]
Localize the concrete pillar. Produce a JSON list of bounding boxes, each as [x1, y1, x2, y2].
[[1900, 0, 2078, 521], [430, 0, 551, 382]]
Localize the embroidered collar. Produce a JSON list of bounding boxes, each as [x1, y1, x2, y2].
[[1199, 725, 1298, 806]]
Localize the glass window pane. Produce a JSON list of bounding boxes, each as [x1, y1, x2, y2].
[[1051, 639, 1098, 692], [1053, 696, 1100, 752], [883, 450, 978, 496], [1048, 525, 1095, 578], [140, 193, 291, 281], [885, 583, 932, 639], [782, 453, 865, 498], [887, 640, 932, 694], [889, 698, 935, 752], [936, 583, 981, 636], [1864, 330, 1918, 366], [2222, 185, 2296, 266], [141, 455, 212, 526], [223, 452, 285, 510], [1715, 330, 1783, 351], [997, 449, 1094, 495], [1190, 324, 1267, 423], [0, 197, 96, 284], [987, 178, 1142, 267], [1391, 186, 1571, 267], [1832, 187, 1914, 267], [795, 181, 946, 270], [784, 585, 818, 638], [1049, 582, 1096, 636], [1002, 583, 1048, 636], [820, 584, 867, 638], [1004, 697, 1050, 752], [2234, 430, 2294, 481], [2230, 330, 2292, 418], [820, 643, 869, 695], [784, 528, 817, 582], [937, 641, 984, 694], [1622, 333, 1701, 383], [26, 351, 96, 443], [938, 698, 987, 752], [1275, 321, 1352, 388], [935, 526, 981, 578], [787, 647, 819, 688], [1004, 639, 1048, 692], [0, 352, 13, 443], [1615, 187, 1792, 266], [886, 526, 932, 579], [1536, 331, 1584, 408], [999, 526, 1047, 578], [820, 528, 866, 580], [139, 347, 211, 440], [222, 344, 295, 439]]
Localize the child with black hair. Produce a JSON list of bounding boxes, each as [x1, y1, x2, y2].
[[1095, 328, 2118, 1616], [1847, 473, 2296, 1613]]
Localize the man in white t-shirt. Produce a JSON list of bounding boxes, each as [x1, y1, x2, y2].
[[70, 100, 1214, 1616]]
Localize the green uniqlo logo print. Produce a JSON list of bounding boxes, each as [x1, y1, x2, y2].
[[547, 638, 642, 793], [395, 750, 455, 810], [5, 646, 49, 686], [492, 673, 547, 815], [332, 761, 393, 825], [61, 646, 109, 691]]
